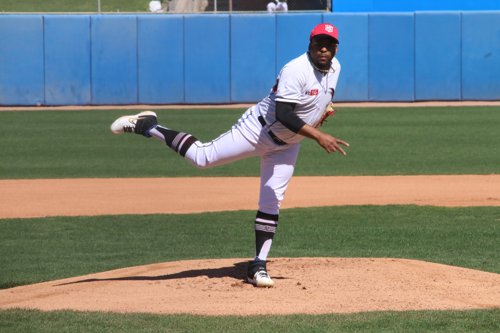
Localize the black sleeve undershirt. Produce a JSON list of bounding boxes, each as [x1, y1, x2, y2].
[[275, 101, 306, 133]]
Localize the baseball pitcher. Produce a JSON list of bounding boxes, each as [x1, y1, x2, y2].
[[111, 23, 348, 287]]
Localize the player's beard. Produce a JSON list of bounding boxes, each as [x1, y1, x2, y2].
[[307, 51, 332, 73]]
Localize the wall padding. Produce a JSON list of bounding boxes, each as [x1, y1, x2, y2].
[[326, 13, 369, 101], [44, 15, 91, 105], [230, 14, 276, 103], [368, 13, 415, 101], [91, 15, 138, 105], [0, 12, 499, 105], [138, 15, 184, 104], [415, 12, 461, 100], [462, 12, 500, 100], [184, 15, 230, 104], [0, 15, 44, 105]]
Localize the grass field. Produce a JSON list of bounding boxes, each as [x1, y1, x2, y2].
[[1, 106, 500, 178], [0, 309, 498, 333], [0, 0, 150, 13], [1, 206, 498, 289], [0, 106, 499, 332]]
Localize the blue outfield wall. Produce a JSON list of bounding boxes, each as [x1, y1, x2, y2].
[[91, 15, 138, 105], [0, 12, 499, 105], [368, 13, 415, 101], [184, 15, 231, 104], [0, 15, 44, 105], [462, 12, 500, 100], [44, 15, 92, 105], [326, 13, 369, 101], [231, 15, 277, 102], [415, 13, 462, 100], [138, 15, 184, 104]]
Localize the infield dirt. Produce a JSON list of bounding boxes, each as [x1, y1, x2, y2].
[[0, 175, 499, 315]]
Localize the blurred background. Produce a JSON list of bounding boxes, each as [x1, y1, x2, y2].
[[0, 0, 331, 13], [2, 0, 500, 13]]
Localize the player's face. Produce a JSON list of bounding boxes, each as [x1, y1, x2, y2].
[[309, 36, 338, 70]]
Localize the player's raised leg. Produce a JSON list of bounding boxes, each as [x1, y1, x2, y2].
[[111, 110, 260, 168]]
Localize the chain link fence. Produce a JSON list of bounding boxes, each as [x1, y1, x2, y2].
[[0, 0, 331, 13], [205, 0, 331, 12]]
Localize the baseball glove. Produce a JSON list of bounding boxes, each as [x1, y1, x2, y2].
[[318, 102, 336, 127]]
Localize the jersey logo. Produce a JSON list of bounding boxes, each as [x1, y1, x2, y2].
[[308, 89, 319, 96]]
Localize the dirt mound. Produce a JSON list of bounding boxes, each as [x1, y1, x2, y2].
[[1, 258, 499, 316]]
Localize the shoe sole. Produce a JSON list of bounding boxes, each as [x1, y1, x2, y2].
[[110, 111, 157, 134]]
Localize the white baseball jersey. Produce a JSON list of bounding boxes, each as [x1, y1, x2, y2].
[[175, 52, 341, 214], [255, 52, 341, 144]]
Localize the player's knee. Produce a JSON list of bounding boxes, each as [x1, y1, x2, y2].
[[185, 159, 209, 169], [188, 156, 214, 169], [194, 162, 211, 169], [258, 201, 280, 216], [183, 145, 216, 169]]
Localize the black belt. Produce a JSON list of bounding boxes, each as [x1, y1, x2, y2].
[[258, 116, 287, 145]]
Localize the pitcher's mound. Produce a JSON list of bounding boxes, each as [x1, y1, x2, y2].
[[1, 258, 499, 316]]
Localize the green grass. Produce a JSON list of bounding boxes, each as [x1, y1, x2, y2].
[[0, 309, 498, 333], [1, 106, 499, 331], [1, 206, 499, 332], [1, 206, 498, 288], [1, 106, 500, 179], [0, 0, 150, 13], [305, 106, 500, 175]]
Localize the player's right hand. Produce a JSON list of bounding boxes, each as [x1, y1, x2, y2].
[[298, 124, 349, 155], [317, 133, 349, 155]]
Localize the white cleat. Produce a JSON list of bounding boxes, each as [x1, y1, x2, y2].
[[110, 111, 157, 135], [247, 269, 275, 288]]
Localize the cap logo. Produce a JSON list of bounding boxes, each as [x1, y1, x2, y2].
[[324, 24, 334, 33]]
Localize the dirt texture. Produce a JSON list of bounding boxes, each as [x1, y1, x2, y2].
[[1, 175, 500, 219], [1, 175, 499, 315], [1, 258, 499, 316]]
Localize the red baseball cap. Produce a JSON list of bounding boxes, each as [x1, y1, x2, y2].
[[310, 23, 339, 43]]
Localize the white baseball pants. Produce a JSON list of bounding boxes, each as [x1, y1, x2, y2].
[[183, 107, 301, 215]]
